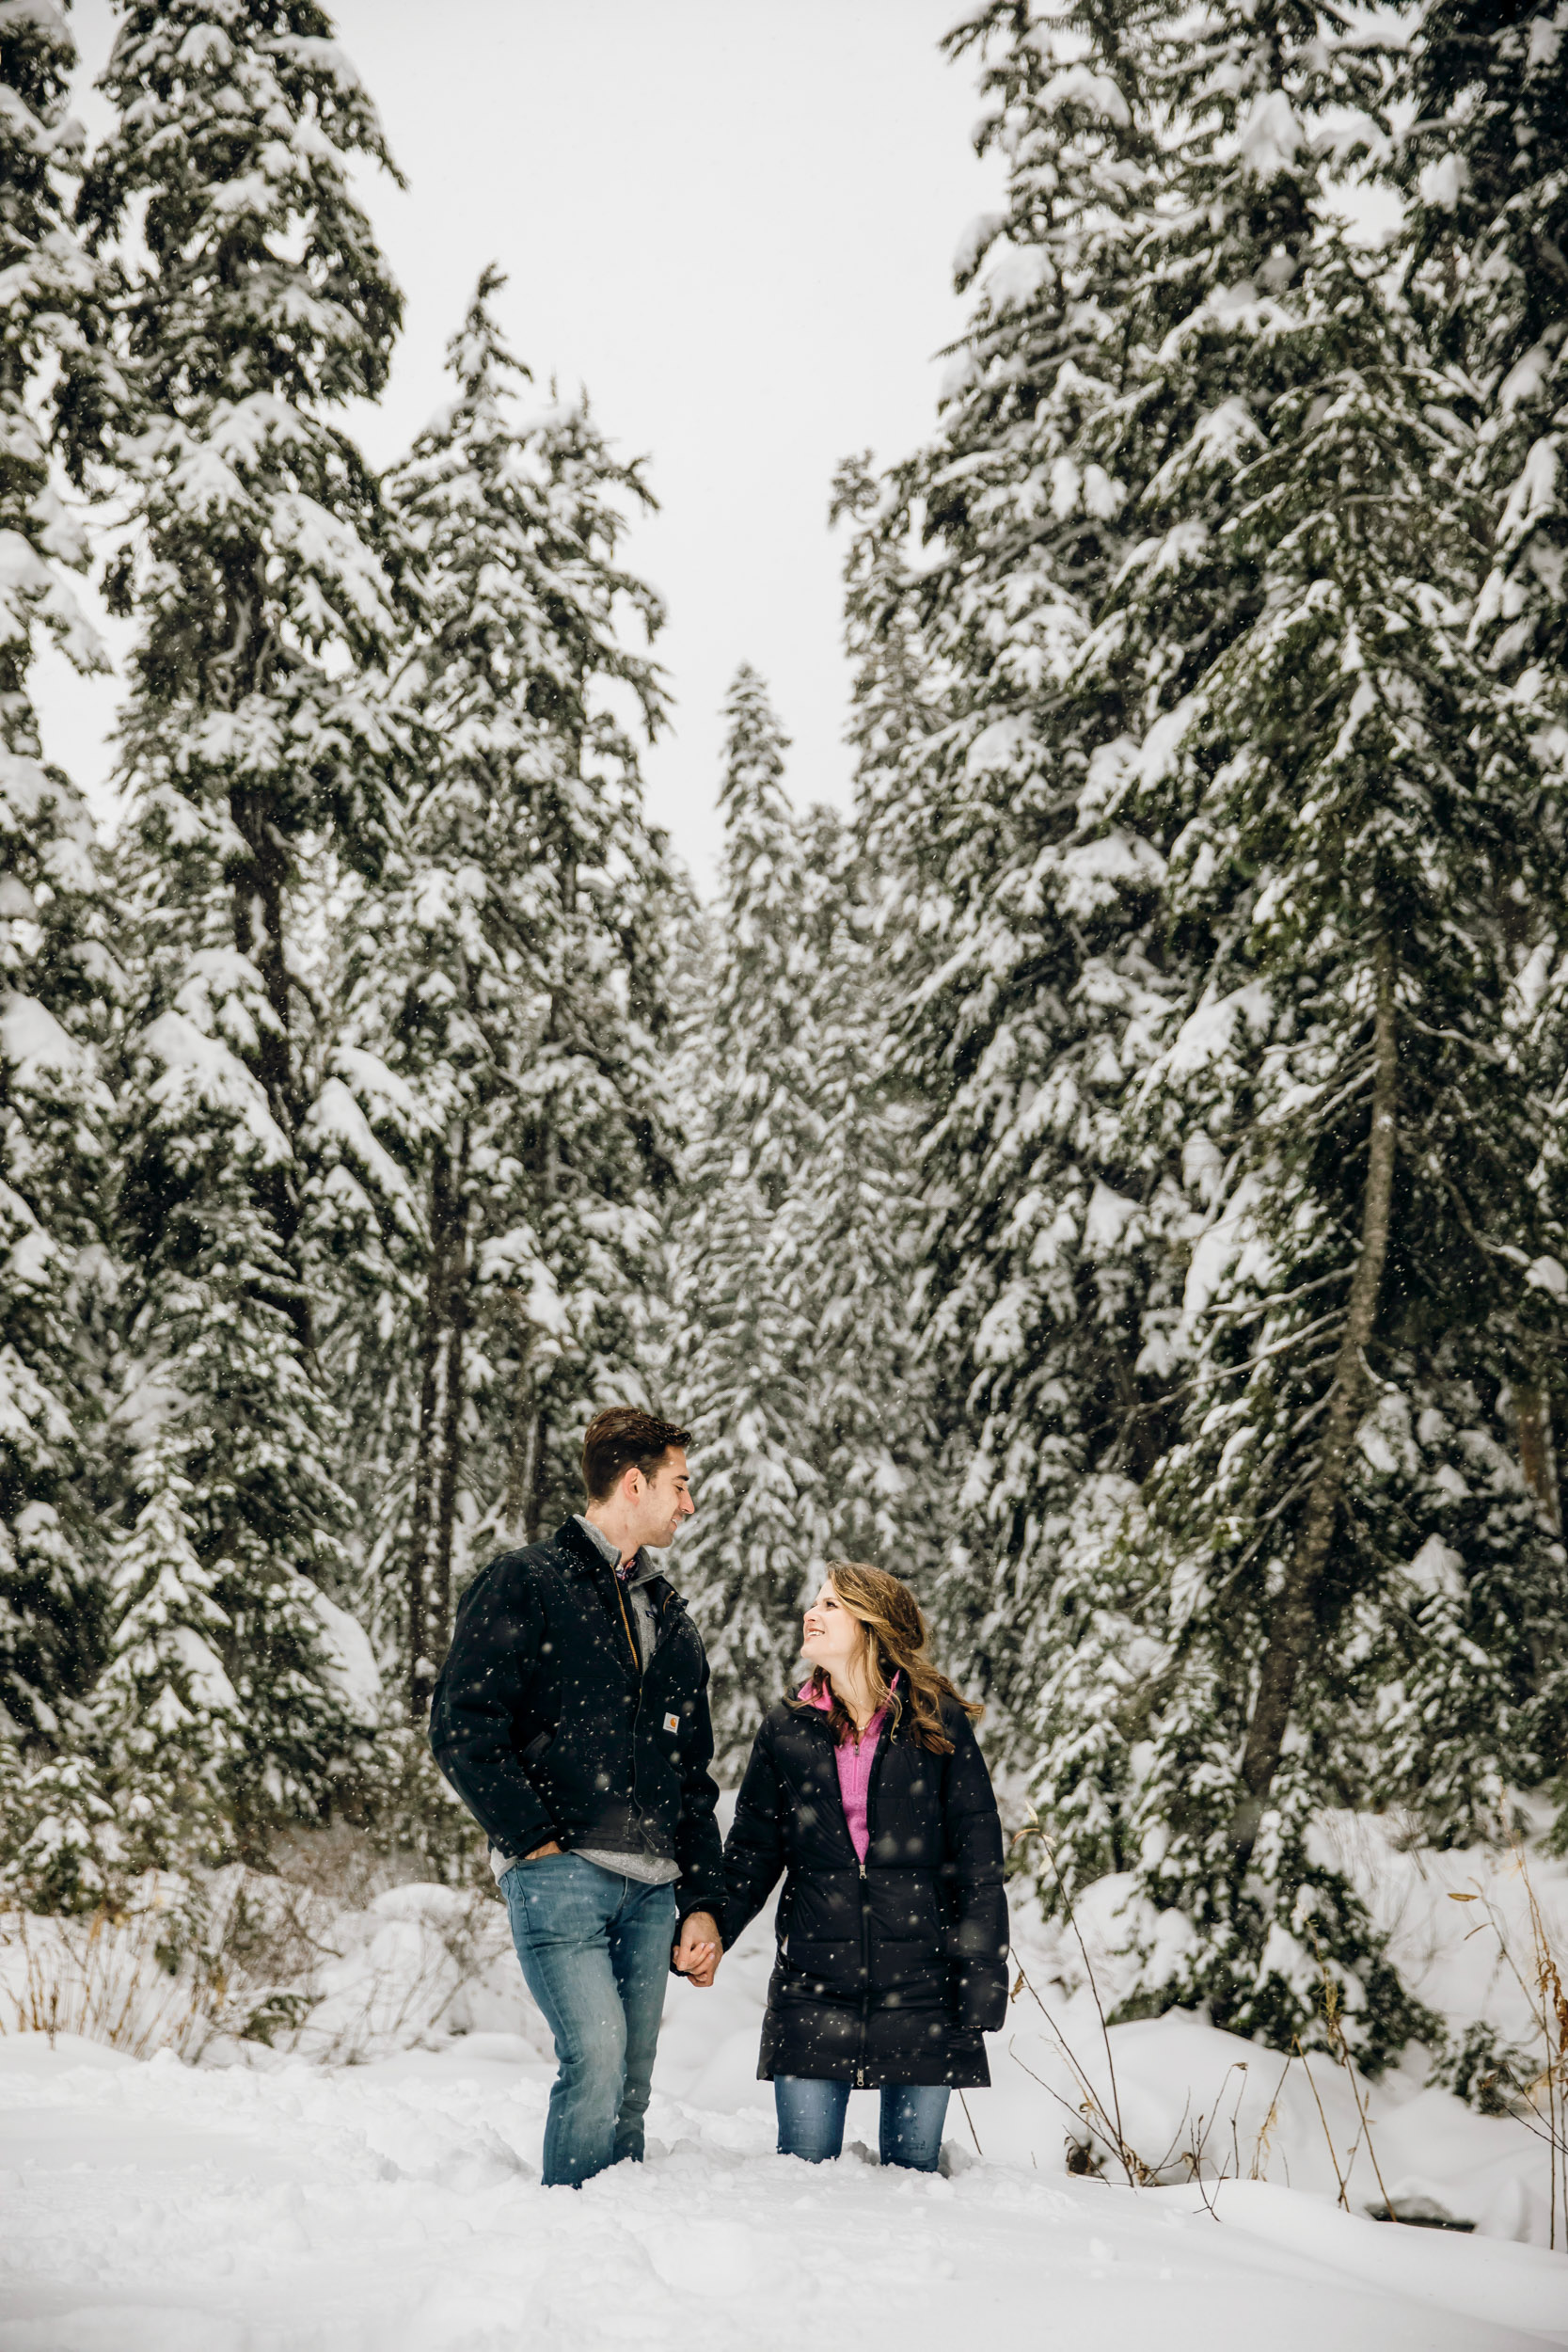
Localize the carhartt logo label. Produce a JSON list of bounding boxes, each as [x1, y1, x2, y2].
[[663, 1713, 679, 1734]]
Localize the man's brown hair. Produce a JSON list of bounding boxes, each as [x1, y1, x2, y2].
[[580, 1406, 691, 1503]]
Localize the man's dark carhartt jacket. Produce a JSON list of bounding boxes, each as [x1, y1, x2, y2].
[[428, 1518, 724, 1921]]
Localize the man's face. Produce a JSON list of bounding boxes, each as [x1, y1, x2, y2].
[[627, 1448, 695, 1549]]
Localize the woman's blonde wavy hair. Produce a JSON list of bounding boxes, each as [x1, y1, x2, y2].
[[803, 1560, 982, 1755]]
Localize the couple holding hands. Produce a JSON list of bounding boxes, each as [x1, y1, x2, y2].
[[431, 1407, 1010, 2189]]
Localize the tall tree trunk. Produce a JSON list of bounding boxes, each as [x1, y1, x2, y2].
[[228, 786, 293, 1131], [524, 1408, 549, 1548], [228, 775, 313, 1352], [503, 1393, 549, 1547], [1517, 1383, 1562, 1533], [498, 811, 577, 1551], [429, 1128, 470, 1666], [503, 1343, 538, 1535], [507, 1013, 564, 1547], [1230, 931, 1398, 1864], [407, 1140, 460, 1720]]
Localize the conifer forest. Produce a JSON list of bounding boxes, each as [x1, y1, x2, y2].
[[4, 0, 1568, 2101]]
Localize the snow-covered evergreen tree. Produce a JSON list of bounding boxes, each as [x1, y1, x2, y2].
[[672, 669, 820, 1757], [1395, 0, 1568, 1524], [84, 0, 402, 1850], [847, 1, 1180, 1731], [677, 664, 937, 1760], [329, 270, 680, 1712], [852, 0, 1568, 2066], [91, 1439, 239, 1866], [103, 949, 370, 1855], [784, 799, 934, 1576], [1071, 0, 1568, 2062], [0, 0, 116, 1747]]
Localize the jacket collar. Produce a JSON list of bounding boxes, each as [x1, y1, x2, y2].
[[570, 1512, 655, 1583], [788, 1673, 902, 1741], [554, 1518, 682, 1613], [557, 1516, 618, 1579]]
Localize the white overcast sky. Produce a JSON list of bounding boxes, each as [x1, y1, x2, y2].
[[41, 0, 1002, 895]]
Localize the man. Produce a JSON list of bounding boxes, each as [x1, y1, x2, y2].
[[429, 1407, 724, 2189]]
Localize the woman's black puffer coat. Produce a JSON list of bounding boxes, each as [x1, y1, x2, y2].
[[721, 1692, 1010, 2088]]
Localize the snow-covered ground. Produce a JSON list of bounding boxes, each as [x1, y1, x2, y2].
[[3, 1841, 1567, 2351]]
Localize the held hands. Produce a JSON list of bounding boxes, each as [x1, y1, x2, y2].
[[673, 1910, 721, 1988], [519, 1849, 718, 1983], [520, 1850, 719, 1985]]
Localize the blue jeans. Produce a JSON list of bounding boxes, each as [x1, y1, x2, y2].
[[775, 2075, 951, 2171], [502, 1854, 677, 2188]]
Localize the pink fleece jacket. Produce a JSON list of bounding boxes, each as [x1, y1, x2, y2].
[[801, 1677, 895, 1863]]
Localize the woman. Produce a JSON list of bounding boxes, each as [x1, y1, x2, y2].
[[721, 1562, 1009, 2172]]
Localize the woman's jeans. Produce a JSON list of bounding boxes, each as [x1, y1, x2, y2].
[[775, 2075, 951, 2171], [502, 1854, 676, 2189]]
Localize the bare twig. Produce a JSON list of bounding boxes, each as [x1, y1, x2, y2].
[[1309, 1940, 1399, 2223], [1207, 1266, 1355, 1326], [1131, 1311, 1349, 1418], [1294, 2038, 1351, 2209], [1250, 2050, 1295, 2178], [1015, 1821, 1137, 2178], [1447, 1857, 1567, 2248]]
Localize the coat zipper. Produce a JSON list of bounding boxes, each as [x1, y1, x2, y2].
[[621, 1582, 684, 1820], [855, 1857, 870, 2089], [612, 1574, 641, 1678], [853, 1714, 895, 2090]]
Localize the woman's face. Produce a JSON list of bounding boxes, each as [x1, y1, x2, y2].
[[801, 1580, 863, 1676]]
